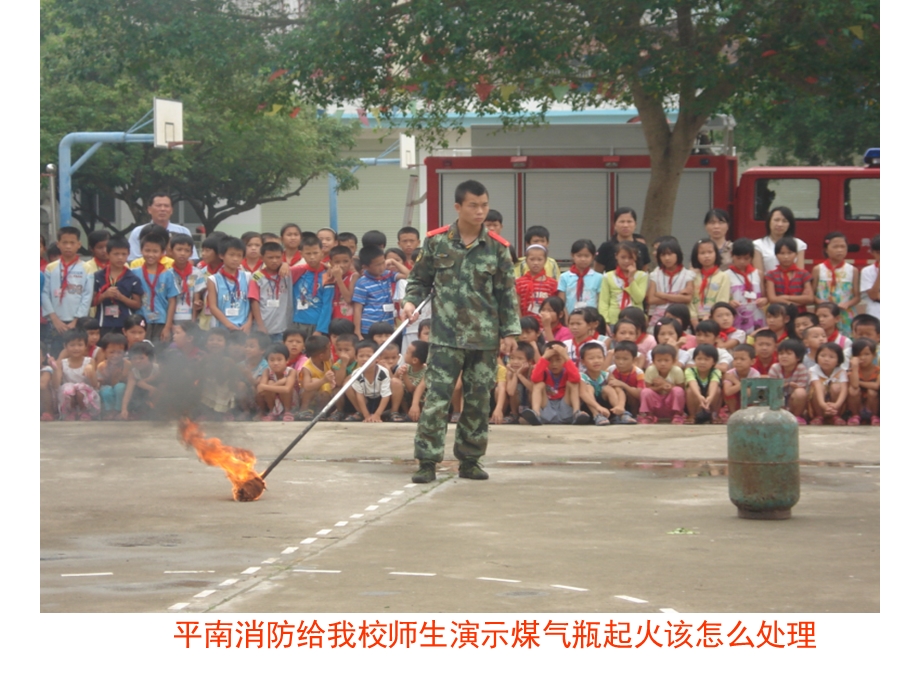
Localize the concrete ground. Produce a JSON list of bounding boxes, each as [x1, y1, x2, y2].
[[40, 422, 879, 614]]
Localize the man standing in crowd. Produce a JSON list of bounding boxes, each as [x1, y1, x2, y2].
[[401, 180, 521, 484], [127, 192, 198, 261]]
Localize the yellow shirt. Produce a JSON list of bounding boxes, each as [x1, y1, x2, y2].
[[129, 256, 174, 270], [496, 363, 507, 385], [303, 358, 333, 393], [513, 256, 561, 281]]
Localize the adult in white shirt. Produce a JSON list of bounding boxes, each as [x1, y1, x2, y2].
[[127, 193, 198, 261], [860, 235, 880, 319], [752, 206, 806, 276]]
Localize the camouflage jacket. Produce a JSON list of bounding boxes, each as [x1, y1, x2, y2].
[[404, 221, 521, 350]]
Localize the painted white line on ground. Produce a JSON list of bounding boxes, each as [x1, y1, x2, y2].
[[349, 514, 364, 519], [477, 577, 521, 583], [168, 602, 190, 611], [854, 465, 880, 469], [390, 571, 436, 577], [660, 608, 680, 615], [616, 595, 649, 604], [366, 505, 379, 511], [261, 558, 278, 564], [497, 460, 531, 464], [334, 521, 349, 527], [293, 569, 341, 574], [378, 497, 392, 503], [391, 490, 404, 496], [164, 570, 215, 574], [281, 547, 298, 555], [300, 537, 317, 544], [567, 461, 602, 465], [241, 567, 260, 575], [316, 529, 332, 535], [61, 572, 112, 577], [218, 579, 238, 587], [193, 590, 215, 598], [403, 483, 418, 488], [552, 584, 589, 592]]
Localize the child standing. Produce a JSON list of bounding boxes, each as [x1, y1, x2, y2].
[[317, 227, 338, 260], [557, 240, 602, 312], [133, 232, 179, 341], [638, 344, 687, 424], [516, 244, 558, 321], [241, 232, 264, 274], [685, 344, 723, 424], [725, 238, 766, 333], [846, 338, 880, 426], [812, 231, 859, 336], [647, 237, 695, 327], [765, 237, 814, 313], [192, 234, 224, 330], [860, 236, 880, 320], [165, 235, 196, 336], [55, 330, 100, 420], [42, 226, 95, 352], [249, 241, 293, 341], [291, 233, 334, 337], [514, 226, 561, 280], [722, 344, 761, 416], [280, 223, 306, 266], [690, 239, 730, 324], [768, 339, 810, 424], [397, 227, 421, 269], [807, 342, 849, 425], [95, 333, 129, 420], [599, 242, 648, 326], [520, 341, 583, 425], [207, 237, 252, 333], [256, 343, 297, 422], [352, 246, 399, 338], [326, 245, 358, 322]]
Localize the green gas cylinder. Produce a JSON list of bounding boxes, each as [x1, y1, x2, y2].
[[727, 379, 800, 519]]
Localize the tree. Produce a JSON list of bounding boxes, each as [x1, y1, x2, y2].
[[40, 0, 362, 234], [279, 0, 879, 240]]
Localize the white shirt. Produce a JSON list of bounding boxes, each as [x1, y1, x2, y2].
[[860, 264, 879, 319], [128, 221, 199, 261], [753, 236, 807, 273], [351, 364, 391, 399]]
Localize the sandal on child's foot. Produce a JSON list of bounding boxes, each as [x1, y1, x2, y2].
[[847, 415, 861, 426], [617, 413, 637, 424], [795, 416, 808, 426], [637, 413, 657, 425], [502, 415, 517, 425], [282, 412, 295, 422], [294, 409, 314, 422], [390, 413, 408, 423], [870, 415, 880, 426], [41, 413, 55, 422], [261, 414, 277, 422], [832, 416, 847, 426], [810, 416, 824, 425], [594, 413, 611, 426], [572, 411, 592, 425], [671, 414, 687, 425], [345, 413, 363, 422]]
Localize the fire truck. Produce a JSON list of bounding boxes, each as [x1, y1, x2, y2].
[[423, 147, 879, 266]]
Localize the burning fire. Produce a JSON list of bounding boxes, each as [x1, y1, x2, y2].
[[178, 418, 266, 501]]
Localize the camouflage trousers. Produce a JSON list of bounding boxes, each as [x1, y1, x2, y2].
[[414, 345, 498, 465]]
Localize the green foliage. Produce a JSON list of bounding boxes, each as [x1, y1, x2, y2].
[[41, 0, 361, 233]]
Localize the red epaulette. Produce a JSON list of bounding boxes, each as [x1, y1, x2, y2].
[[488, 230, 510, 247], [427, 225, 450, 237]]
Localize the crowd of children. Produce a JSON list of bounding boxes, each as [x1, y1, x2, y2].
[[40, 205, 880, 428]]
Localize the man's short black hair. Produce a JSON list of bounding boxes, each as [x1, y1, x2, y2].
[[147, 191, 173, 207], [454, 179, 488, 204]]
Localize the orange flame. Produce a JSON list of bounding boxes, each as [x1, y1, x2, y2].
[[178, 418, 265, 501]]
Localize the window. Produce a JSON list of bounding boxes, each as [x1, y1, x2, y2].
[[844, 178, 880, 220], [754, 178, 820, 221]]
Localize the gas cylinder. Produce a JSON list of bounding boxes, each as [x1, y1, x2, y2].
[[727, 379, 800, 519]]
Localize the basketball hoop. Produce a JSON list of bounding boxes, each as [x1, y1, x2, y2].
[[154, 98, 185, 149]]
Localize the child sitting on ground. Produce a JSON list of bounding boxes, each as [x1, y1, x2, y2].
[[346, 340, 392, 423], [517, 316, 543, 355], [257, 343, 297, 421], [768, 339, 810, 425], [722, 344, 760, 416], [55, 330, 100, 421], [398, 340, 428, 422], [653, 317, 693, 368], [96, 333, 130, 420], [710, 302, 745, 351], [801, 325, 828, 369], [807, 342, 849, 425], [639, 344, 687, 424], [816, 302, 853, 351], [120, 341, 159, 420], [41, 344, 56, 421], [606, 340, 644, 418], [693, 320, 734, 373], [298, 334, 336, 420], [564, 308, 606, 372], [520, 341, 584, 425], [378, 342, 407, 421], [846, 338, 880, 426], [539, 296, 573, 344], [580, 341, 628, 425], [751, 329, 779, 375], [685, 343, 723, 424], [620, 307, 655, 368], [505, 341, 536, 424]]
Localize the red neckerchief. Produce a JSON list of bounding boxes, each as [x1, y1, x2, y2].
[[242, 258, 263, 273], [753, 352, 778, 375], [99, 265, 126, 301], [570, 334, 593, 365], [219, 268, 241, 301], [827, 329, 840, 344], [58, 257, 80, 303], [719, 328, 734, 342], [570, 265, 591, 302], [206, 262, 221, 275], [822, 260, 845, 292], [773, 263, 799, 293], [304, 265, 324, 297], [285, 251, 303, 265], [615, 267, 632, 310], [775, 330, 788, 343], [173, 262, 194, 304], [698, 266, 719, 304], [662, 264, 684, 292], [261, 268, 282, 300], [730, 264, 755, 292], [142, 262, 166, 309], [40, 258, 48, 272], [94, 259, 109, 271]]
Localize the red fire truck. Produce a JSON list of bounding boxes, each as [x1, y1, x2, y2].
[[424, 148, 879, 266]]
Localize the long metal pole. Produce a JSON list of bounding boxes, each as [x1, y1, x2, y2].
[[261, 293, 432, 479]]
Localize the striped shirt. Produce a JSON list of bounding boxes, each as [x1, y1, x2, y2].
[[353, 270, 398, 334], [768, 362, 810, 393], [765, 267, 811, 313]]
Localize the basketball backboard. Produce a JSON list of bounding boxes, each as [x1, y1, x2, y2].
[[154, 98, 184, 149]]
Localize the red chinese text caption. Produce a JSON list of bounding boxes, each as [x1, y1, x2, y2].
[[174, 619, 816, 649]]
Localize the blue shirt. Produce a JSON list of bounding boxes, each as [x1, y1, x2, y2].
[[94, 267, 144, 329], [558, 269, 603, 312], [352, 270, 398, 335], [132, 265, 179, 324], [292, 267, 334, 333], [209, 269, 251, 328]]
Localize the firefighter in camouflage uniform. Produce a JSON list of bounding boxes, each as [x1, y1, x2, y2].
[[401, 180, 521, 483]]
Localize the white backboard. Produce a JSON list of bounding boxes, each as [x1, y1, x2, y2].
[[154, 98, 184, 149]]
